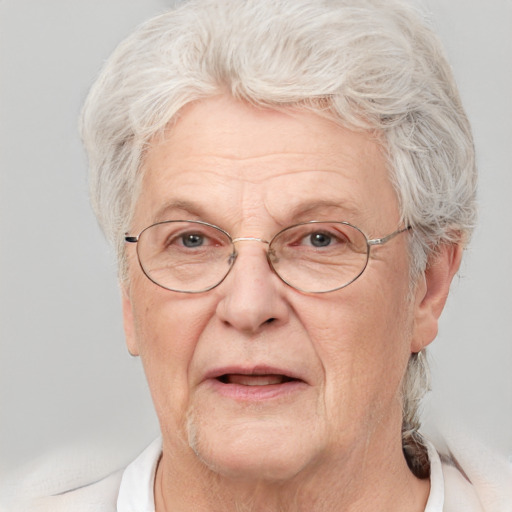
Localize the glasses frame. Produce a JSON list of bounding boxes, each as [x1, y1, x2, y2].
[[125, 220, 411, 294]]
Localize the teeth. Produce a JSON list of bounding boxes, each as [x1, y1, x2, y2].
[[224, 374, 290, 386]]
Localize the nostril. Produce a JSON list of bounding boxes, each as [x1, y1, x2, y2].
[[265, 318, 276, 325]]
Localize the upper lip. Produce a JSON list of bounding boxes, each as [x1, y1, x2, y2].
[[203, 365, 307, 384]]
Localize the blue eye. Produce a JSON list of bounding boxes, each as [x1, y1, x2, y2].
[[181, 233, 205, 247], [309, 232, 332, 247]]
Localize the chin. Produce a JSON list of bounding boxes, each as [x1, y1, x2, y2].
[[186, 413, 323, 481]]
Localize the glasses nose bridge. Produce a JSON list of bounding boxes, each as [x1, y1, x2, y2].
[[231, 236, 270, 246], [229, 236, 273, 269]]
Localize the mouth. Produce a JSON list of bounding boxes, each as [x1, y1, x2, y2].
[[205, 367, 306, 401], [217, 374, 297, 386]]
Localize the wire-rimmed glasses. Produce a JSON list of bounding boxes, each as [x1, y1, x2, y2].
[[125, 220, 410, 294]]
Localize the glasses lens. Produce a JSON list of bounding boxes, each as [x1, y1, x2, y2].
[[136, 221, 234, 292], [269, 222, 369, 293]]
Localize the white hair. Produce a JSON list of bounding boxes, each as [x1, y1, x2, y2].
[[80, 0, 477, 476]]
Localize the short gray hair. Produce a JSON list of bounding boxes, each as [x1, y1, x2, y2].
[[80, 0, 477, 476]]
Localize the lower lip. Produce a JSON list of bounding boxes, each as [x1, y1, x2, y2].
[[206, 378, 307, 402]]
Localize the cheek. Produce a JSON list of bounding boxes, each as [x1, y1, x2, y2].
[[129, 281, 217, 427], [299, 279, 413, 421]]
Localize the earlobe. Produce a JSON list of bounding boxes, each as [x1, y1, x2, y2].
[[411, 243, 463, 353], [122, 285, 140, 356]]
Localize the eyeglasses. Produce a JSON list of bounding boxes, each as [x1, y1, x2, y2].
[[125, 220, 410, 294]]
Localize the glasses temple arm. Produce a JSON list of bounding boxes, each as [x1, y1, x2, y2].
[[367, 226, 411, 246]]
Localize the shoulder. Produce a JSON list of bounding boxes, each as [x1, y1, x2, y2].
[[440, 458, 485, 512], [1, 469, 123, 512], [0, 444, 127, 512], [0, 439, 162, 512], [13, 470, 123, 512], [434, 431, 512, 512]]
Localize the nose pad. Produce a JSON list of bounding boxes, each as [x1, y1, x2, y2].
[[266, 247, 279, 267], [227, 251, 237, 266]]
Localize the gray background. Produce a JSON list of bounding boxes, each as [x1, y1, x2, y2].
[[1, 0, 511, 476]]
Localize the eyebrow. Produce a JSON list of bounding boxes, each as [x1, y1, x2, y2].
[[285, 199, 363, 222], [152, 198, 365, 227], [153, 199, 210, 223]]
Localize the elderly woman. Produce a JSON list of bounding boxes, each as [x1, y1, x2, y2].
[[14, 0, 510, 511]]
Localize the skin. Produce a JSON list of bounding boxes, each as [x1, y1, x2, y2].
[[122, 95, 462, 511]]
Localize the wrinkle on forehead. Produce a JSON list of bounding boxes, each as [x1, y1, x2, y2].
[[135, 95, 398, 234], [143, 166, 366, 217]]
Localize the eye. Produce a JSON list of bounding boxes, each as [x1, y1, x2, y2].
[[161, 228, 220, 250], [300, 229, 349, 248], [142, 221, 232, 258], [308, 232, 333, 247], [181, 232, 206, 248], [273, 223, 355, 252]]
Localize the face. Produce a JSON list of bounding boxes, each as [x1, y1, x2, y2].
[[123, 96, 425, 482]]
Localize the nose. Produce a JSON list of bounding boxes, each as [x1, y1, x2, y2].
[[215, 240, 290, 334]]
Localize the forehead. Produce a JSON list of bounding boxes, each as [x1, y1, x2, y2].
[[135, 96, 398, 231]]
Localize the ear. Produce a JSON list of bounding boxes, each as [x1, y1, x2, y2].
[[411, 242, 463, 353], [121, 284, 140, 356]]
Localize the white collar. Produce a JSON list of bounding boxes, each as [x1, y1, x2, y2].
[[425, 440, 445, 511], [117, 437, 161, 512]]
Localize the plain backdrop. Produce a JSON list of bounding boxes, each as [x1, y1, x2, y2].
[[1, 0, 511, 477]]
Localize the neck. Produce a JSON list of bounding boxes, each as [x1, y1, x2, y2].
[[154, 429, 430, 512]]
